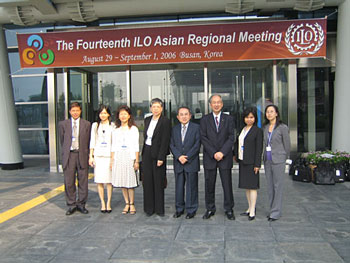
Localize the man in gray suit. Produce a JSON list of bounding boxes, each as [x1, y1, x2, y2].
[[170, 107, 201, 219], [59, 102, 91, 215]]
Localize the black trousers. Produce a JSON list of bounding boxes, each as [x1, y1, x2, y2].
[[204, 168, 234, 212], [63, 151, 88, 208], [142, 145, 166, 215]]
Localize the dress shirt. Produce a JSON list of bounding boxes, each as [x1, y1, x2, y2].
[[145, 118, 158, 146], [71, 117, 80, 150]]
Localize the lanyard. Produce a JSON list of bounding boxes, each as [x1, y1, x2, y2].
[[267, 126, 275, 146]]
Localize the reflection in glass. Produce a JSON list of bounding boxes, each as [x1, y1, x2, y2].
[[19, 130, 49, 154], [15, 104, 48, 128], [12, 76, 47, 102], [97, 72, 127, 111], [297, 68, 332, 152], [208, 66, 273, 130]]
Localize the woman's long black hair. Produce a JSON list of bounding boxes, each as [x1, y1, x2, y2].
[[264, 104, 283, 127]]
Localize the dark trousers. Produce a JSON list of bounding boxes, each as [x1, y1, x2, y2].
[[63, 151, 88, 208], [204, 168, 234, 212], [175, 171, 198, 214], [142, 145, 166, 215]]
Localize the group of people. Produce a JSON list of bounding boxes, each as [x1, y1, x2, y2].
[[59, 94, 290, 222]]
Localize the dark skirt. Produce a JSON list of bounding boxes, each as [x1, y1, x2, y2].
[[238, 162, 260, 189]]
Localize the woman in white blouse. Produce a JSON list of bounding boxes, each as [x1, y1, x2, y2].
[[89, 105, 114, 213], [111, 105, 140, 214]]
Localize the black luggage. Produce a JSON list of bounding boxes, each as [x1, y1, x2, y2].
[[312, 161, 335, 185], [292, 164, 312, 182]]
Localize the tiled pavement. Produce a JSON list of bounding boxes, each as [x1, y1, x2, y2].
[[0, 158, 349, 263]]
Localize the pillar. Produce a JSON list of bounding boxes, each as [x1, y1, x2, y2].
[[0, 25, 23, 169], [332, 0, 350, 152]]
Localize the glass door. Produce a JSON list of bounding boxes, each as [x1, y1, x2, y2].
[[208, 64, 273, 133]]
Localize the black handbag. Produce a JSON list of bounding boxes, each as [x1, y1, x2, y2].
[[313, 161, 335, 185]]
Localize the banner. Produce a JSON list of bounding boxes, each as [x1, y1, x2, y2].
[[17, 18, 327, 68]]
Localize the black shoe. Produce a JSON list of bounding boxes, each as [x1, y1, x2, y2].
[[225, 211, 235, 220], [202, 210, 215, 219], [268, 217, 277, 222], [186, 212, 196, 219], [145, 212, 154, 217], [240, 211, 249, 216], [101, 209, 107, 213], [157, 213, 165, 217], [173, 211, 184, 218], [248, 216, 255, 221], [77, 206, 89, 214], [66, 207, 77, 216], [106, 209, 112, 213]]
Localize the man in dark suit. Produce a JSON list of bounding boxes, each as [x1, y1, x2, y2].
[[141, 98, 171, 216], [59, 102, 91, 215], [200, 94, 235, 220], [170, 107, 201, 219]]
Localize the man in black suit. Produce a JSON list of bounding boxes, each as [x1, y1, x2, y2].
[[200, 94, 235, 220], [170, 107, 201, 219], [141, 98, 171, 216], [59, 102, 91, 215]]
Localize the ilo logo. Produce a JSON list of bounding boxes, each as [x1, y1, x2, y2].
[[22, 35, 55, 66], [285, 22, 325, 56]]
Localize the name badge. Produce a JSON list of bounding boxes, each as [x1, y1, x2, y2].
[[266, 146, 272, 151], [100, 142, 107, 147], [241, 146, 244, 150], [72, 137, 76, 141]]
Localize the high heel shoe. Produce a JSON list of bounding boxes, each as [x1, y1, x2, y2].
[[240, 211, 249, 216], [248, 215, 255, 221], [129, 203, 136, 215], [122, 203, 130, 214]]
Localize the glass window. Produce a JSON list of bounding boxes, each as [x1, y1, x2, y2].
[[8, 52, 47, 75], [97, 72, 127, 112], [19, 130, 49, 154], [169, 69, 204, 126], [56, 71, 67, 122], [297, 68, 332, 152], [16, 104, 48, 128], [12, 75, 47, 102]]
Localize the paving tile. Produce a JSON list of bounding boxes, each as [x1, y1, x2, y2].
[[54, 237, 123, 260], [167, 240, 224, 262], [36, 221, 92, 237], [130, 223, 179, 240], [82, 222, 131, 238], [4, 236, 72, 258], [330, 241, 350, 263], [225, 240, 285, 262], [176, 224, 225, 241], [110, 238, 172, 260], [225, 225, 275, 242], [272, 226, 324, 242], [279, 242, 344, 262]]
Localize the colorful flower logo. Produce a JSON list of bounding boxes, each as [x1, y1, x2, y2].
[[22, 34, 55, 66]]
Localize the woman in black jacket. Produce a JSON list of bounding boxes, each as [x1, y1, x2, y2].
[[234, 107, 263, 221], [141, 98, 171, 217]]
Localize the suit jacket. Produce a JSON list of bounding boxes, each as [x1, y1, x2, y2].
[[234, 125, 263, 167], [200, 112, 235, 169], [142, 115, 171, 161], [59, 118, 91, 170], [170, 121, 201, 173], [263, 123, 291, 164]]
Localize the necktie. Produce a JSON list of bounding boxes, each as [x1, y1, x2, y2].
[[215, 116, 219, 131], [72, 120, 79, 150], [181, 125, 187, 143]]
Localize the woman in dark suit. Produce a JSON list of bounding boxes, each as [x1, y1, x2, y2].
[[234, 107, 263, 221], [141, 98, 171, 216], [263, 104, 290, 222]]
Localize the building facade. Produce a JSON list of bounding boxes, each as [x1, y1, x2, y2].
[[0, 0, 349, 172]]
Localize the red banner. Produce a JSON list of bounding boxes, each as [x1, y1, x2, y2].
[[17, 18, 327, 68]]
